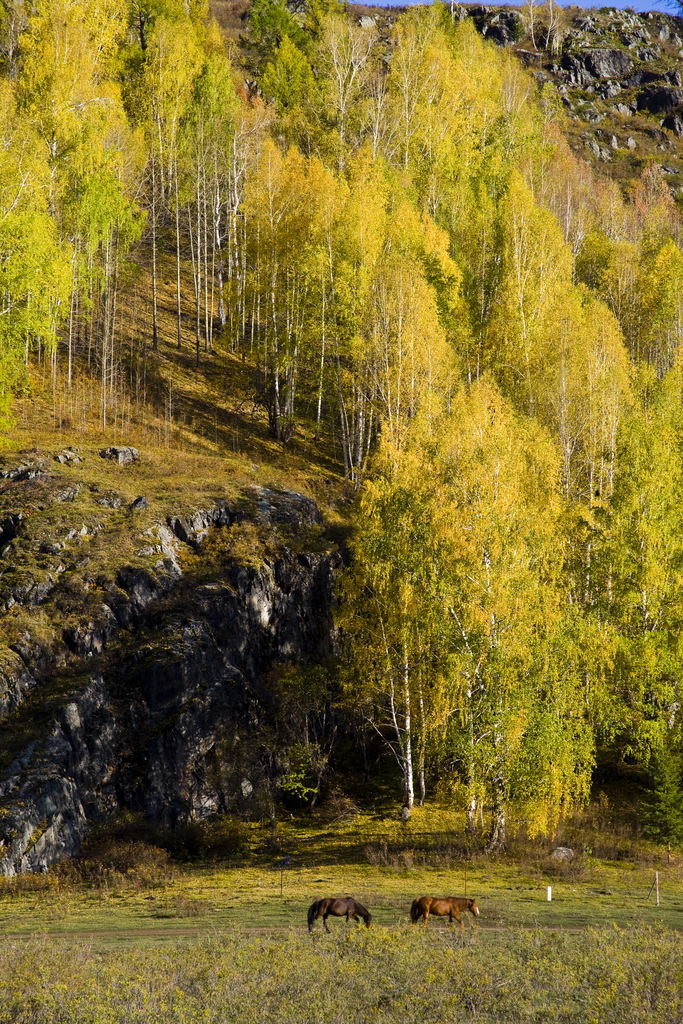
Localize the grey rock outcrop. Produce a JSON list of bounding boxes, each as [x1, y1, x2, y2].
[[0, 676, 119, 876], [168, 501, 235, 548], [0, 485, 339, 874], [0, 652, 37, 718]]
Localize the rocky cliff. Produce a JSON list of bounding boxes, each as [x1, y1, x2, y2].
[[0, 447, 340, 875]]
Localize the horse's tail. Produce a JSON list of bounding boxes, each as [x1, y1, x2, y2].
[[410, 899, 421, 923], [308, 901, 320, 930]]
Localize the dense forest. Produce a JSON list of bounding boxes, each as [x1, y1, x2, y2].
[[2, 0, 683, 852]]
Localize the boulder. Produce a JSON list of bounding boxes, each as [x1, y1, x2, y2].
[[131, 496, 149, 511], [550, 846, 575, 861], [663, 114, 683, 135], [400, 805, 411, 822], [637, 46, 659, 61], [582, 48, 633, 79], [251, 487, 322, 530], [638, 86, 683, 114], [99, 446, 139, 465]]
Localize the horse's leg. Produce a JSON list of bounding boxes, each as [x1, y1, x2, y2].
[[323, 913, 331, 934], [455, 910, 464, 931], [424, 908, 430, 928]]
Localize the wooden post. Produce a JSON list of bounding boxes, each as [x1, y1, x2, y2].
[[656, 870, 659, 907], [281, 866, 284, 897], [464, 858, 467, 897]]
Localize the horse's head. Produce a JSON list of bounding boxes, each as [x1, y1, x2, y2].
[[364, 912, 372, 928], [469, 899, 479, 916]]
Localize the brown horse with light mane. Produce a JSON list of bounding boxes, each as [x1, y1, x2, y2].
[[308, 897, 372, 933], [410, 896, 479, 929]]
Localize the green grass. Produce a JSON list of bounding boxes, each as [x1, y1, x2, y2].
[[2, 837, 682, 944]]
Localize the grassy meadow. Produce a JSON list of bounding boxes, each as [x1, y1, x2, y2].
[[1, 804, 683, 1021]]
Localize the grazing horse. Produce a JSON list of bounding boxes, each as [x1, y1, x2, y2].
[[410, 896, 479, 930], [308, 897, 372, 933]]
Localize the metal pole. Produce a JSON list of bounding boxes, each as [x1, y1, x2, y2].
[[656, 870, 659, 907]]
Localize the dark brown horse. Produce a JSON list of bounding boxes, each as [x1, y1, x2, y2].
[[410, 896, 479, 930], [308, 897, 372, 933]]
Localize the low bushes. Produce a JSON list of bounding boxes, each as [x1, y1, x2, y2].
[[0, 925, 682, 1023]]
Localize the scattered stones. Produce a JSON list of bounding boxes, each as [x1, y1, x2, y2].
[[54, 485, 80, 503], [610, 134, 618, 149], [627, 136, 637, 148], [358, 15, 375, 28], [0, 458, 49, 483], [53, 449, 82, 466], [99, 446, 139, 466], [39, 541, 63, 555], [97, 493, 122, 509], [637, 46, 659, 61], [131, 496, 149, 511]]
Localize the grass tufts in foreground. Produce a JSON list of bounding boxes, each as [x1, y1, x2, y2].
[[1, 925, 682, 1023]]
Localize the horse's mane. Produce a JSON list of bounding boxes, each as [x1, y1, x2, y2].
[[307, 900, 321, 927], [352, 898, 370, 918]]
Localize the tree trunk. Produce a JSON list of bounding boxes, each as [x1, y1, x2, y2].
[[403, 648, 414, 809], [151, 154, 158, 353], [486, 774, 506, 852], [175, 153, 182, 350]]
